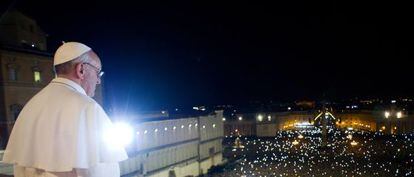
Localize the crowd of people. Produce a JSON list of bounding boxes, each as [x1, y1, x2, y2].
[[213, 128, 414, 176]]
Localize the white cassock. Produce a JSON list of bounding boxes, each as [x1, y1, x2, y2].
[[2, 77, 128, 177]]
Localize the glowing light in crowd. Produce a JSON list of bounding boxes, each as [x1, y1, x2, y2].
[[350, 140, 358, 146]]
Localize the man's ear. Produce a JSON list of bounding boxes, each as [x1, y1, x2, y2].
[[75, 63, 85, 79]]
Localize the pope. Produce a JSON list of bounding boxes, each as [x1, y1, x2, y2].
[[2, 42, 128, 177]]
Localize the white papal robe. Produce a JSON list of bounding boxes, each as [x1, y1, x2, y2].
[[2, 77, 128, 177]]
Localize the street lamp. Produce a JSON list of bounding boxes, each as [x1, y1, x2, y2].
[[257, 114, 263, 122], [384, 111, 404, 134], [396, 111, 402, 119], [384, 111, 390, 119]]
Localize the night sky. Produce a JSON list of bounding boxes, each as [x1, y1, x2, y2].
[[1, 0, 412, 112]]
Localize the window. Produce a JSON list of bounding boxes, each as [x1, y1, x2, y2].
[[10, 104, 23, 121], [8, 68, 17, 81], [34, 71, 41, 82]]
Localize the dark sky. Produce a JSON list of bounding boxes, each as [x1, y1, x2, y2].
[[2, 0, 412, 111]]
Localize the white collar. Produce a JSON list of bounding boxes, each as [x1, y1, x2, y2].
[[51, 77, 87, 96]]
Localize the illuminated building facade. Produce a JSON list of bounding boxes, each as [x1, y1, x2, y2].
[[120, 110, 224, 177], [224, 110, 414, 137]]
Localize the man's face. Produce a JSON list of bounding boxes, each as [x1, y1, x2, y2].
[[81, 51, 102, 97]]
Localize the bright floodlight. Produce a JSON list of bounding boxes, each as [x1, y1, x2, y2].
[[396, 111, 402, 118], [257, 114, 263, 122], [103, 122, 133, 148], [384, 111, 390, 119]]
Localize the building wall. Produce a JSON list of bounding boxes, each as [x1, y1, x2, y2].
[[0, 11, 47, 51], [224, 121, 256, 136], [228, 111, 414, 137], [0, 11, 51, 148], [376, 114, 414, 134], [256, 123, 277, 137], [198, 111, 224, 175], [120, 111, 224, 177], [199, 139, 222, 161], [0, 49, 53, 148], [199, 112, 223, 142], [133, 118, 199, 151], [336, 113, 377, 131], [199, 153, 223, 175]]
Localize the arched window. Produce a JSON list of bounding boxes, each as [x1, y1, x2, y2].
[[7, 63, 18, 81], [8, 68, 17, 81]]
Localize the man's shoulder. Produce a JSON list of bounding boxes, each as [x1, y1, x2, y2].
[[27, 82, 98, 109]]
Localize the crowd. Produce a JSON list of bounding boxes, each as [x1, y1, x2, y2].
[[213, 128, 414, 176]]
